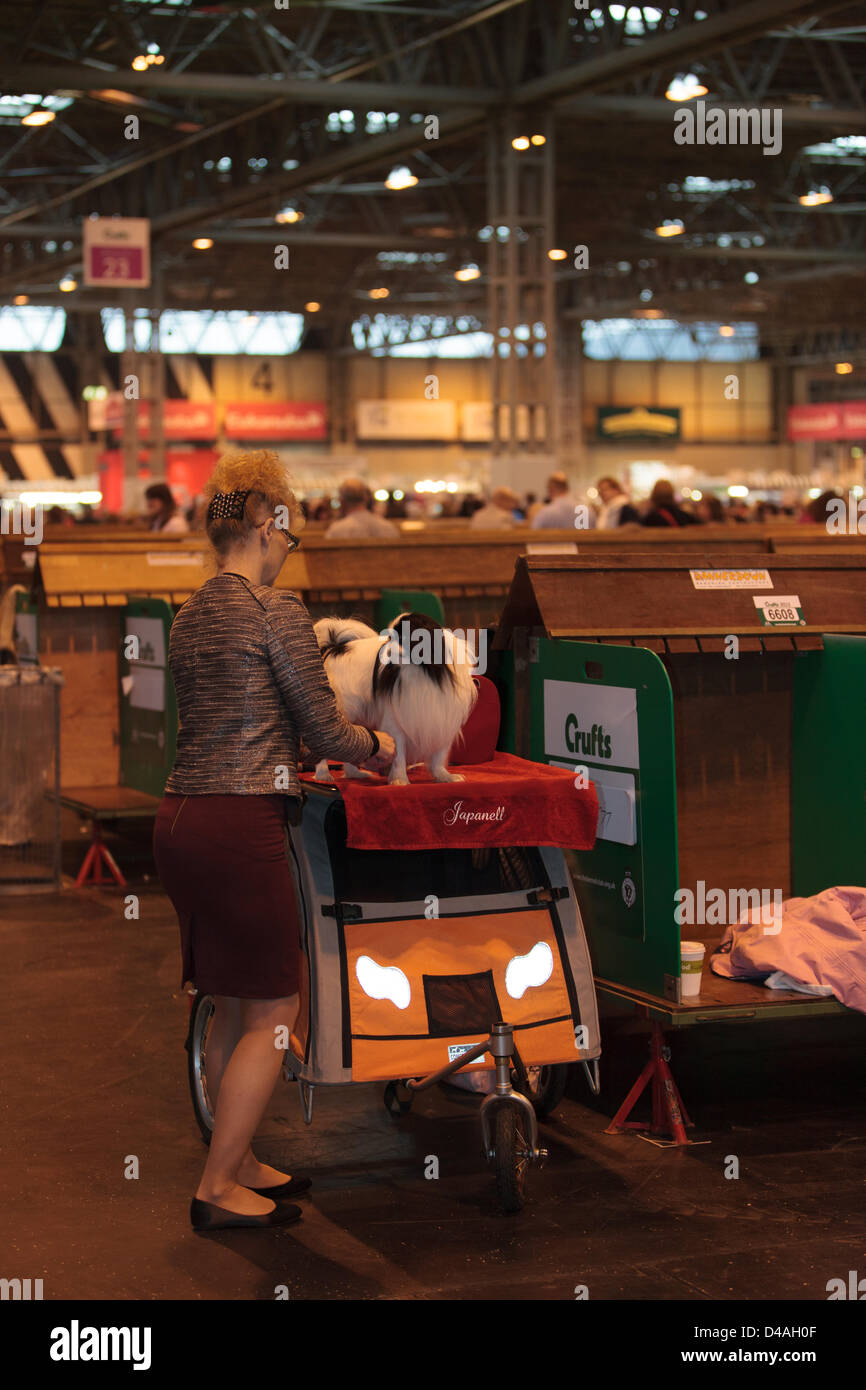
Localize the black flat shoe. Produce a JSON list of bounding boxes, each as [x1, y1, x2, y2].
[[249, 1175, 312, 1199], [190, 1197, 303, 1231]]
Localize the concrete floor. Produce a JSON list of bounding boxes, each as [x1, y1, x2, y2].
[[3, 821, 866, 1301]]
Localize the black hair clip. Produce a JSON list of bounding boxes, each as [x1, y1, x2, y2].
[[207, 489, 251, 522]]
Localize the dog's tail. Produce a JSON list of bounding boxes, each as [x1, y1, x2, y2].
[[374, 611, 473, 694], [316, 619, 369, 664]]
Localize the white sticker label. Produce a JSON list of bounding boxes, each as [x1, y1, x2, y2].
[[125, 616, 165, 668], [753, 594, 804, 625], [448, 1043, 482, 1065], [544, 680, 639, 770], [690, 569, 772, 590], [553, 762, 637, 845]]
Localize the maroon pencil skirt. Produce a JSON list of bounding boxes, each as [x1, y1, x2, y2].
[[153, 793, 300, 999]]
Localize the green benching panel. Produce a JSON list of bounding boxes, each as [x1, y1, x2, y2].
[[792, 634, 866, 897], [118, 598, 177, 799], [527, 637, 681, 1001], [495, 553, 866, 1010], [374, 589, 445, 630]]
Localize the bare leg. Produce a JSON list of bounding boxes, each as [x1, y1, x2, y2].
[[205, 995, 242, 1108], [196, 995, 297, 1214], [204, 994, 299, 1191]]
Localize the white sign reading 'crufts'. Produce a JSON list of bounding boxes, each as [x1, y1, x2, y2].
[[543, 680, 639, 770]]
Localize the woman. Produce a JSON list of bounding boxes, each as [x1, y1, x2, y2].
[[640, 479, 700, 528], [153, 450, 395, 1231], [144, 481, 190, 536]]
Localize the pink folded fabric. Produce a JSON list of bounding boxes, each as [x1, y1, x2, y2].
[[710, 886, 866, 1014]]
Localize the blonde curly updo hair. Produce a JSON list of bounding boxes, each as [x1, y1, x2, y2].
[[203, 449, 302, 559]]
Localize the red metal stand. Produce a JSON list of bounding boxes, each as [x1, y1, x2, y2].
[[75, 819, 127, 888], [605, 1020, 693, 1145]]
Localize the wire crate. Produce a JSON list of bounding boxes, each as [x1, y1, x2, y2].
[[0, 667, 62, 893]]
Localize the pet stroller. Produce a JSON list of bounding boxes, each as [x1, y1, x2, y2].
[[187, 760, 601, 1213]]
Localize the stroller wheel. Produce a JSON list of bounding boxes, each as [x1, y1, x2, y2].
[[515, 1063, 569, 1120], [186, 991, 216, 1145], [493, 1103, 531, 1214], [384, 1080, 414, 1117]]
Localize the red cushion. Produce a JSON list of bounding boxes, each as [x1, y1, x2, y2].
[[449, 675, 500, 764]]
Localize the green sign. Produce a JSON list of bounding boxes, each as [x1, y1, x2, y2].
[[118, 598, 176, 797], [528, 638, 681, 1000]]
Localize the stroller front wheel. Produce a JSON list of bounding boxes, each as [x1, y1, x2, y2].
[[493, 1103, 532, 1214]]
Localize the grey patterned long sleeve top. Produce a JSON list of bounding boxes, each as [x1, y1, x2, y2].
[[164, 572, 374, 796]]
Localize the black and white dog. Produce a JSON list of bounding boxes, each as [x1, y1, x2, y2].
[[313, 612, 477, 784]]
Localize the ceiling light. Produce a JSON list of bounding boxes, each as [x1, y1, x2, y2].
[[511, 136, 530, 151], [131, 56, 148, 71], [728, 485, 749, 498], [58, 277, 77, 292], [655, 220, 685, 237], [548, 248, 567, 261], [385, 165, 418, 190], [305, 301, 321, 312], [665, 73, 708, 101], [835, 362, 854, 375], [635, 308, 664, 318], [799, 187, 833, 207], [192, 237, 213, 250], [21, 109, 56, 126], [719, 324, 735, 337], [369, 287, 389, 299], [454, 263, 481, 281], [13, 294, 29, 305], [530, 134, 546, 146], [744, 271, 760, 284], [91, 90, 137, 105], [275, 207, 303, 224]]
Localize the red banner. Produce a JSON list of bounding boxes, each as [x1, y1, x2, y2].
[[788, 402, 866, 441], [98, 449, 219, 513], [223, 401, 327, 440], [108, 399, 217, 440]]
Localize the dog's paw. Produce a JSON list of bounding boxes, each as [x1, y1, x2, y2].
[[313, 763, 332, 783], [432, 768, 464, 783], [344, 763, 376, 780], [388, 772, 410, 786]]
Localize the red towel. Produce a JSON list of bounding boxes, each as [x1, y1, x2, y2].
[[302, 751, 598, 852]]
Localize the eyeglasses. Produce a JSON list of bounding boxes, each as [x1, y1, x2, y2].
[[256, 519, 301, 552]]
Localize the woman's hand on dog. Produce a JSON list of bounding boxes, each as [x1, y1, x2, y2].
[[364, 730, 396, 770]]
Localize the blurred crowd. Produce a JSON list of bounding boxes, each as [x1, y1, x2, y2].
[[15, 474, 849, 535]]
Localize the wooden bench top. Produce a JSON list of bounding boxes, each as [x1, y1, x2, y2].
[[51, 786, 161, 817], [596, 936, 850, 1026]]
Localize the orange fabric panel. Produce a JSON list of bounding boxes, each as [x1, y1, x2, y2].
[[351, 1017, 577, 1084], [345, 909, 576, 1082]]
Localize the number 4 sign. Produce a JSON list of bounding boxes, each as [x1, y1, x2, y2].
[[83, 217, 151, 288]]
